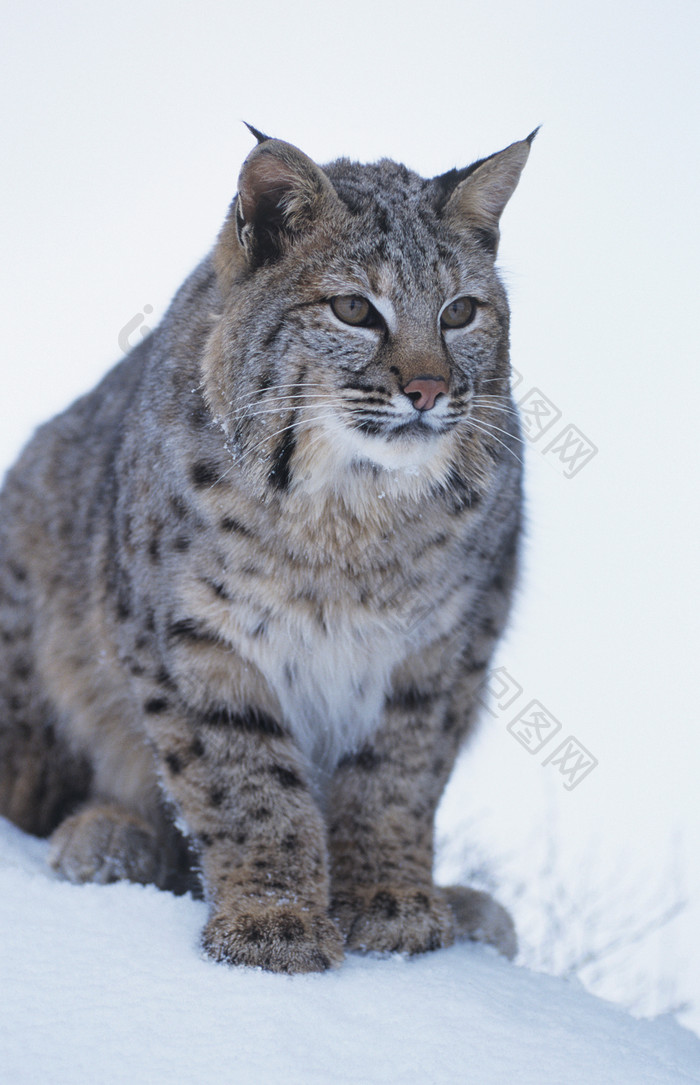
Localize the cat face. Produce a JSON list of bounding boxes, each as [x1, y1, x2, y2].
[[204, 134, 533, 489]]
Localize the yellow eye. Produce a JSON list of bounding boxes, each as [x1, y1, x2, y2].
[[441, 297, 477, 329], [330, 296, 375, 327]]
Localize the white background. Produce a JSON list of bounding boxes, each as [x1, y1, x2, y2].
[[1, 0, 699, 1029]]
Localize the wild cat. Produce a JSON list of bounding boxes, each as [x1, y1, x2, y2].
[[0, 126, 534, 972]]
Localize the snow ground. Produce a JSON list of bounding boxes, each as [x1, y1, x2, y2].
[[1, 819, 698, 1085]]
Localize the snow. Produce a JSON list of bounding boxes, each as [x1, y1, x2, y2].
[[1, 819, 698, 1085]]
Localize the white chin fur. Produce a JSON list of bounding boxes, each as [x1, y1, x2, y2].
[[293, 411, 453, 492], [347, 429, 444, 472]]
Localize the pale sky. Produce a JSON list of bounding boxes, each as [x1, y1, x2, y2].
[[1, 0, 699, 1027]]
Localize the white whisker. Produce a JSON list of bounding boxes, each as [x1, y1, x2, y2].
[[227, 391, 337, 416], [205, 382, 330, 415], [465, 419, 524, 466], [236, 411, 339, 467], [227, 398, 337, 424], [210, 410, 340, 487]]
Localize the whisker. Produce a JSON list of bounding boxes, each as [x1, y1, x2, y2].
[[468, 414, 524, 443], [227, 398, 338, 424], [446, 401, 515, 424], [227, 391, 337, 417], [465, 420, 524, 466], [236, 411, 340, 468], [211, 410, 341, 487], [224, 380, 328, 397], [469, 399, 519, 421], [471, 395, 516, 407], [208, 382, 332, 413], [469, 416, 521, 439]]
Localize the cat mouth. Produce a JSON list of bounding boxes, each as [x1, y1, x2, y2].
[[385, 417, 450, 441], [351, 414, 455, 442]]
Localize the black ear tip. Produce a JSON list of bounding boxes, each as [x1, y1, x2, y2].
[[526, 126, 541, 145], [243, 122, 272, 144]]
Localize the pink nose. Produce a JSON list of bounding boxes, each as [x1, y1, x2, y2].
[[402, 377, 448, 411]]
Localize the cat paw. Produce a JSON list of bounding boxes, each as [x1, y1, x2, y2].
[[331, 885, 455, 956], [49, 803, 160, 886], [439, 885, 518, 960], [201, 903, 345, 973]]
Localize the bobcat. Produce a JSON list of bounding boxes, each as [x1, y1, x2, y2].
[[0, 126, 534, 972]]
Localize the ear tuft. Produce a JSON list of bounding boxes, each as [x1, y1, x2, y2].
[[243, 122, 272, 145], [441, 133, 535, 255]]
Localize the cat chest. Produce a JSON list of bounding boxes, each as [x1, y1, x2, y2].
[[178, 549, 470, 774], [251, 605, 407, 771]]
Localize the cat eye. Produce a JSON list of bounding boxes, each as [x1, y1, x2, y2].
[[440, 296, 477, 330], [330, 295, 382, 328]]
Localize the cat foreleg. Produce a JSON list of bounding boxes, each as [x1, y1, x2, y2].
[[144, 704, 344, 973]]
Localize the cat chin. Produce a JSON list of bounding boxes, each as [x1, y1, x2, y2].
[[351, 434, 448, 473], [293, 415, 456, 497]]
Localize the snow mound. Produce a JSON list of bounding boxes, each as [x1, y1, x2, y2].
[[1, 818, 698, 1085]]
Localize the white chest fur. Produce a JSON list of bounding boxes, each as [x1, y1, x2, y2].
[[242, 599, 410, 777]]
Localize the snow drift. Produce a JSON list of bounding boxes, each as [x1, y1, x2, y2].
[[1, 818, 698, 1084]]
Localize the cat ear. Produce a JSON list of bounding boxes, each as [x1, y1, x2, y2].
[[439, 129, 538, 254], [215, 137, 341, 288]]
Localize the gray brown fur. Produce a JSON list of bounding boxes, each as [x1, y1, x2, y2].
[[0, 129, 533, 971]]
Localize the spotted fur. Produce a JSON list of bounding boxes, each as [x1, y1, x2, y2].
[[0, 130, 533, 971]]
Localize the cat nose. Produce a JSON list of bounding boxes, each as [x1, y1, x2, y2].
[[402, 377, 448, 411]]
